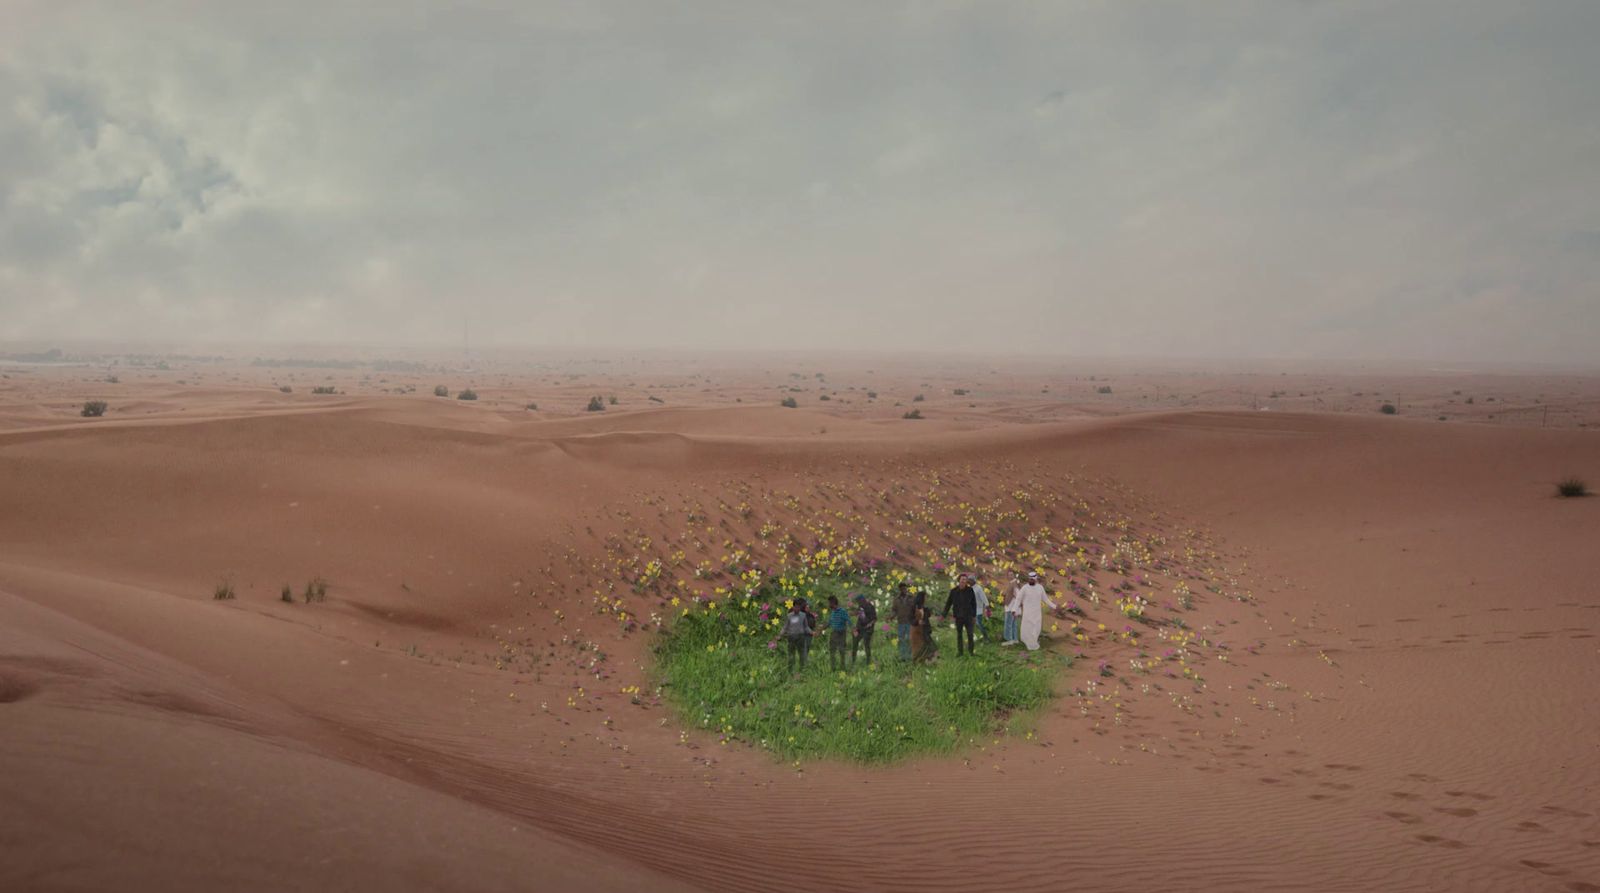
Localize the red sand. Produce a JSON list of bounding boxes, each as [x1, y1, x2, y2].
[[2, 350, 1598, 892]]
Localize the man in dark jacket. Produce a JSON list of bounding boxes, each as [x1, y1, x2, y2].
[[892, 582, 916, 661], [943, 574, 979, 656]]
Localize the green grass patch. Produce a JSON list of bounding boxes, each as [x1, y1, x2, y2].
[[653, 569, 1066, 763]]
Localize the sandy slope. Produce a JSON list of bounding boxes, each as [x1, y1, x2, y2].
[[1, 362, 1597, 892]]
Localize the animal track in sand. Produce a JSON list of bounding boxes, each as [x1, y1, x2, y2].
[[1521, 859, 1568, 876], [1384, 811, 1424, 825], [1413, 834, 1469, 849]]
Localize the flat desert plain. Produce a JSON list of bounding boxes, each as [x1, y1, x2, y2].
[[2, 347, 1598, 892]]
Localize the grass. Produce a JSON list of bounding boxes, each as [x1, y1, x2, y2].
[[213, 580, 235, 600], [654, 570, 1063, 763], [1557, 476, 1590, 498]]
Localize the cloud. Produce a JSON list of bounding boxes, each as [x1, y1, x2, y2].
[[1, 0, 1597, 362]]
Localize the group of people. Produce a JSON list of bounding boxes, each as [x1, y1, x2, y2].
[[780, 570, 1058, 673]]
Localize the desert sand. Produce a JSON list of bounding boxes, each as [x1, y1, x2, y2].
[[2, 345, 1598, 892]]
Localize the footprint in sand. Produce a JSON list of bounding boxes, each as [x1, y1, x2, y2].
[[1324, 763, 1363, 771], [1413, 834, 1469, 849], [1385, 811, 1424, 825], [1390, 792, 1423, 801], [1445, 790, 1496, 801], [1308, 793, 1341, 802], [1434, 807, 1477, 818], [1259, 777, 1284, 785], [1514, 821, 1548, 833], [1521, 860, 1569, 877]]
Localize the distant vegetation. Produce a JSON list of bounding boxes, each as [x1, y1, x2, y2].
[[303, 578, 328, 603], [1096, 385, 1113, 394], [213, 580, 236, 601], [105, 375, 119, 384], [1557, 477, 1590, 498], [281, 584, 294, 603], [953, 388, 967, 396], [311, 385, 338, 395], [81, 400, 108, 417], [586, 395, 606, 412], [781, 396, 799, 408], [902, 408, 924, 419], [278, 385, 293, 393], [434, 385, 449, 397], [457, 388, 478, 401], [912, 394, 925, 402], [1379, 403, 1397, 415], [526, 402, 539, 411]]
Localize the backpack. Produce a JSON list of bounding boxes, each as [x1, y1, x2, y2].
[[782, 611, 809, 639]]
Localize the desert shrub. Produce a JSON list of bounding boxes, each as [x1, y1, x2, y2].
[[525, 402, 539, 411], [106, 375, 119, 384], [213, 580, 235, 601], [1465, 396, 1474, 404], [1379, 403, 1397, 415], [457, 388, 478, 401], [311, 386, 338, 395], [819, 394, 831, 401], [280, 584, 294, 603], [902, 409, 924, 419], [586, 395, 606, 412], [81, 400, 108, 417], [781, 397, 799, 408], [303, 578, 328, 603], [434, 385, 449, 397], [648, 395, 664, 404], [279, 385, 293, 394], [913, 394, 925, 402], [1557, 477, 1590, 498], [608, 395, 619, 405], [1096, 385, 1113, 394], [866, 391, 877, 399], [953, 388, 967, 396]]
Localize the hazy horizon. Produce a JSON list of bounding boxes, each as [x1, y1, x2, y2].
[[3, 1, 1598, 363]]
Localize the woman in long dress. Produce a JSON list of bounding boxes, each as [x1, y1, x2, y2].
[[911, 593, 936, 662], [1016, 572, 1056, 651]]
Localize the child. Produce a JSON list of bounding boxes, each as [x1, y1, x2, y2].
[[782, 598, 814, 673], [825, 596, 851, 672]]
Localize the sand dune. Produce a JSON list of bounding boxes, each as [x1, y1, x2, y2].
[[2, 359, 1597, 891]]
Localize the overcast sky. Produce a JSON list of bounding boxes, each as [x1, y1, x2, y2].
[[2, 1, 1597, 362]]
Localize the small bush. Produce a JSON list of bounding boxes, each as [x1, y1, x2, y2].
[[913, 394, 925, 402], [213, 580, 235, 601], [607, 395, 619, 405], [457, 388, 478, 401], [525, 402, 539, 411], [280, 584, 294, 603], [311, 386, 338, 395], [1096, 385, 1113, 394], [1379, 403, 1397, 415], [434, 385, 449, 397], [1465, 397, 1474, 404], [303, 578, 328, 603], [586, 395, 606, 412], [648, 395, 664, 404], [953, 388, 967, 396], [81, 400, 108, 417], [279, 385, 293, 394], [866, 391, 877, 399], [902, 408, 924, 419], [819, 394, 831, 401], [781, 397, 799, 408], [105, 375, 119, 384], [1557, 477, 1590, 498]]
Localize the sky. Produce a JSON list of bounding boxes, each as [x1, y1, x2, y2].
[[1, 1, 1597, 362]]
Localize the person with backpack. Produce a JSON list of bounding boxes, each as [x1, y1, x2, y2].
[[892, 582, 916, 661], [942, 573, 979, 656], [782, 598, 815, 673], [824, 596, 851, 671], [850, 593, 877, 669]]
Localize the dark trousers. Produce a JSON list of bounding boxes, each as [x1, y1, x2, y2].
[[897, 622, 912, 660], [953, 616, 975, 654], [851, 628, 874, 668], [828, 629, 848, 671], [787, 635, 810, 671]]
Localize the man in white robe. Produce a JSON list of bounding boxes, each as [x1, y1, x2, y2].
[[1016, 570, 1056, 651]]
